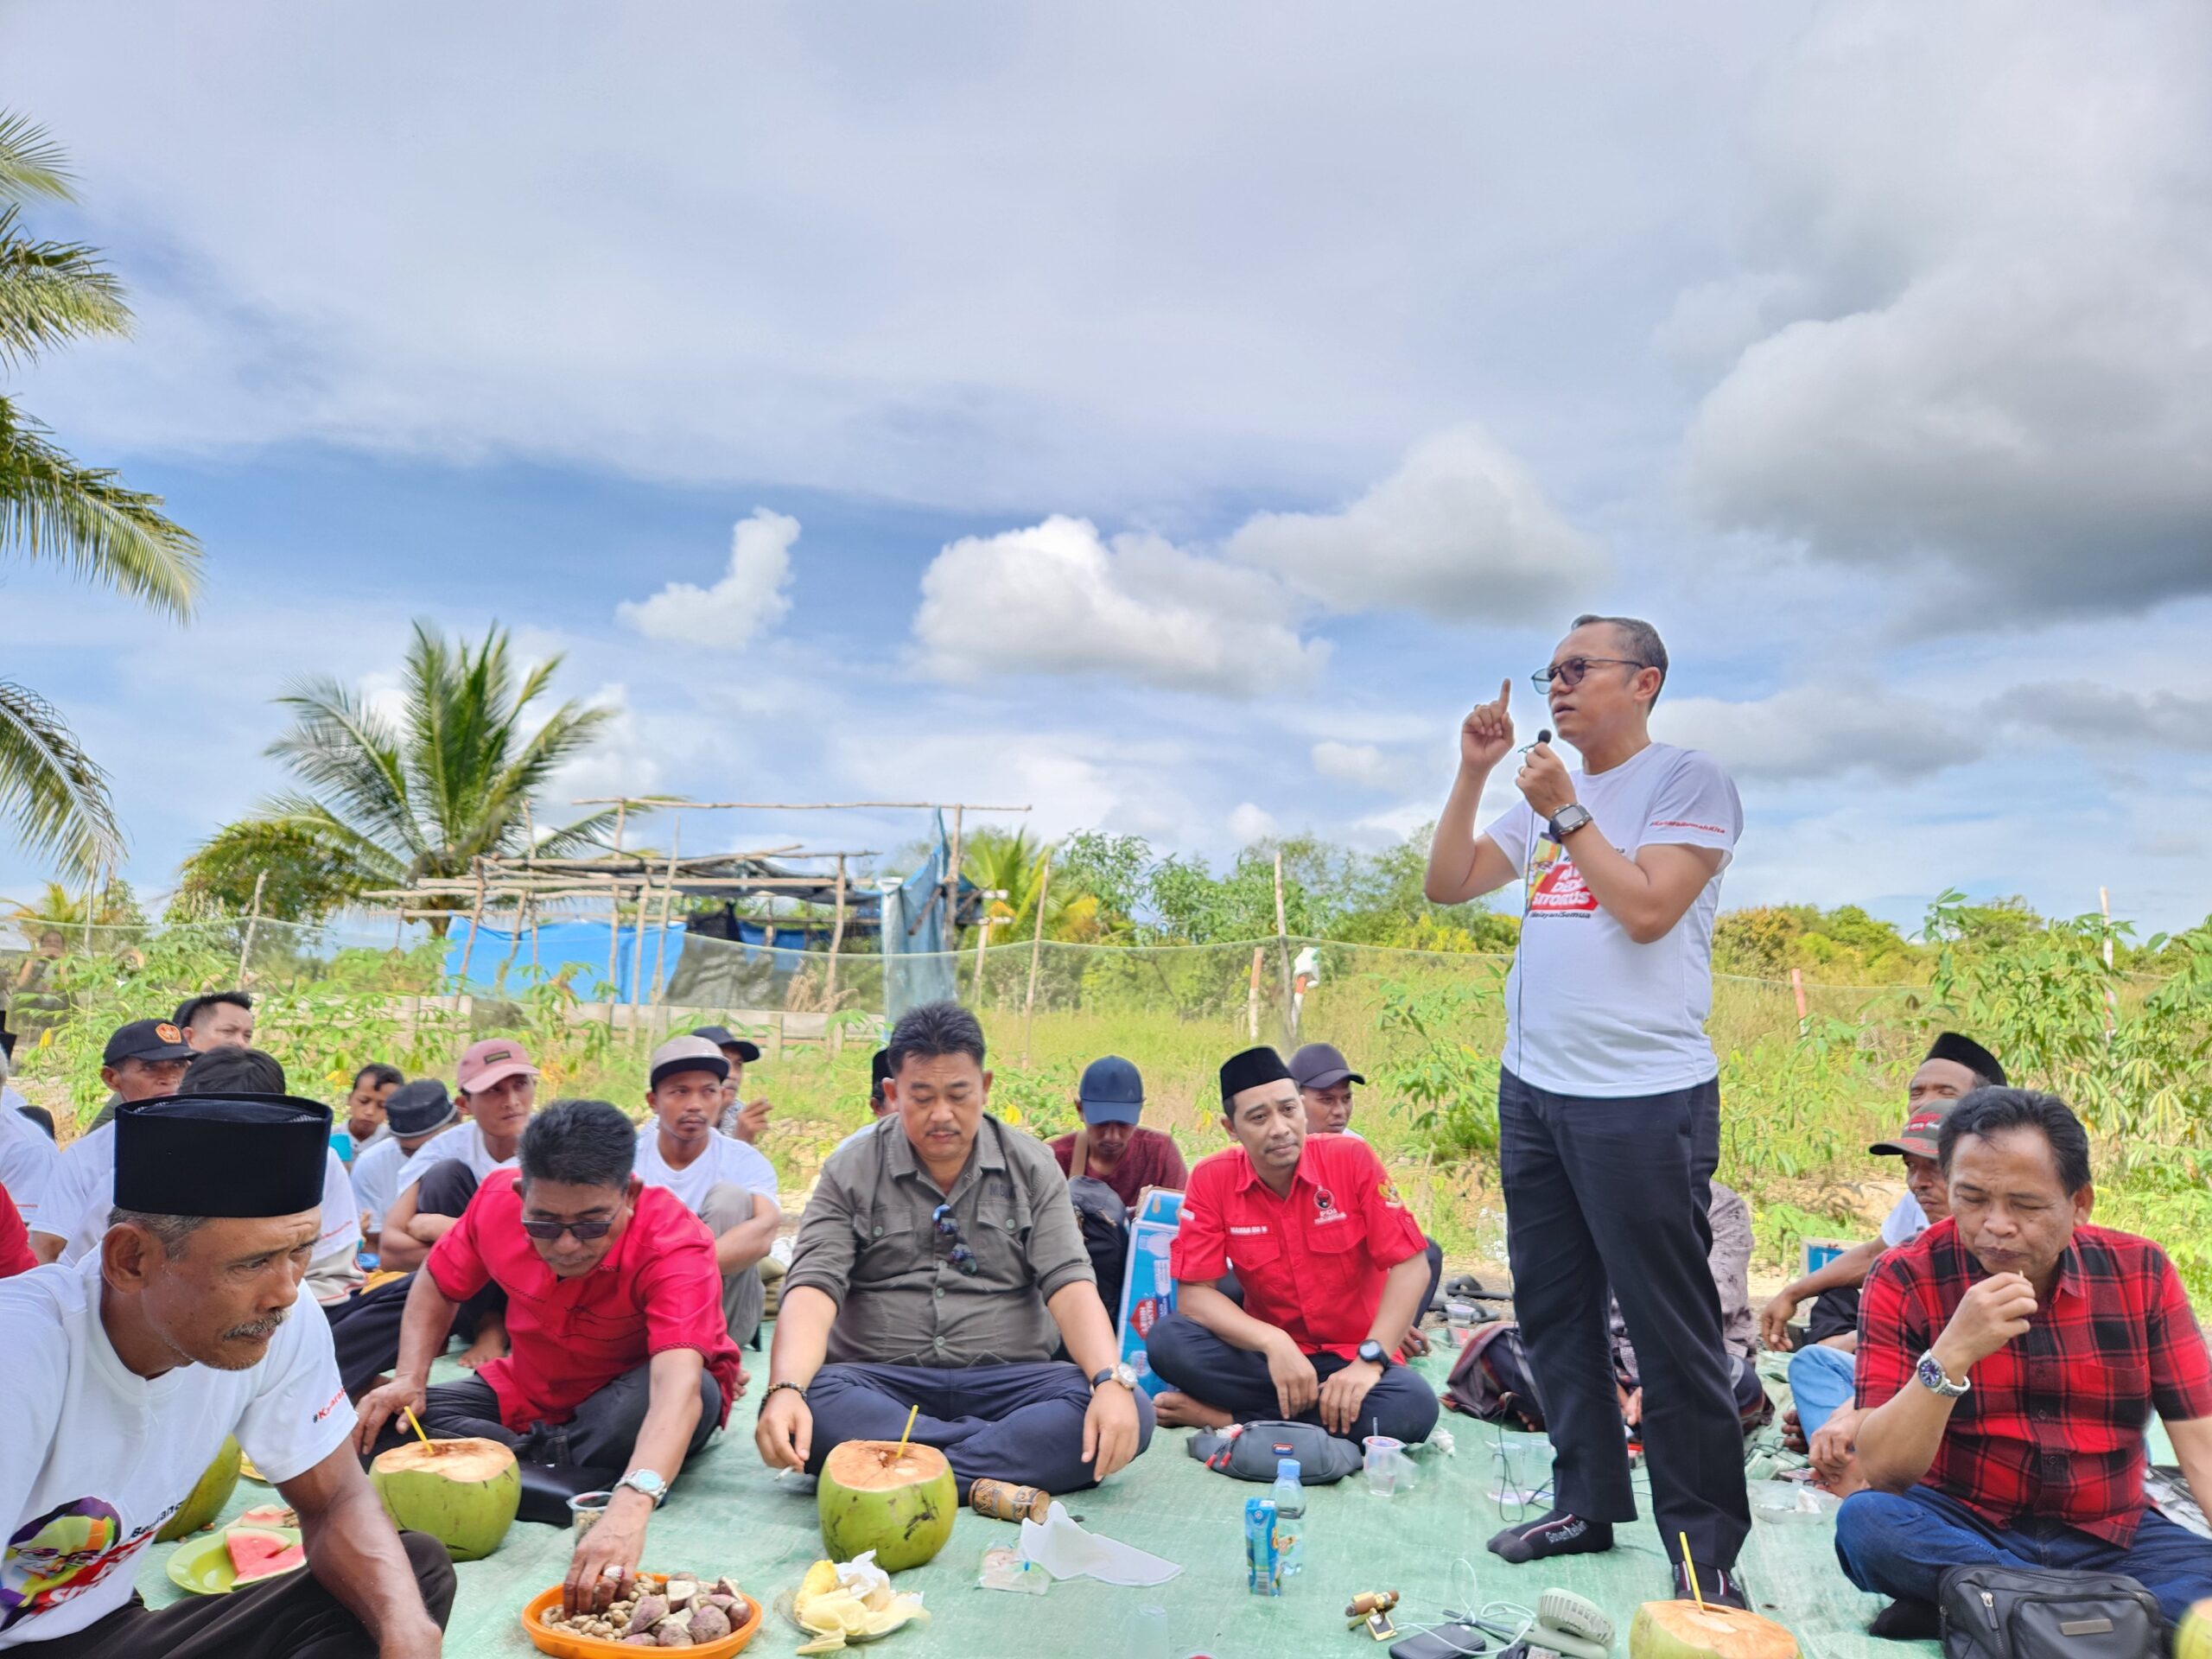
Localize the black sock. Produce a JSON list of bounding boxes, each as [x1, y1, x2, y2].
[[1487, 1511, 1615, 1564], [1673, 1560, 1748, 1611], [1868, 1599, 1942, 1640]]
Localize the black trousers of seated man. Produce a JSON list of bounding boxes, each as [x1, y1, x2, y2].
[[328, 1160, 505, 1395], [36, 1531, 454, 1659], [1143, 1311, 1442, 1444], [366, 1362, 721, 1473], [1499, 1065, 1750, 1572]]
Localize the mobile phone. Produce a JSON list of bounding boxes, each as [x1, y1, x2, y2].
[[1390, 1622, 1489, 1659]]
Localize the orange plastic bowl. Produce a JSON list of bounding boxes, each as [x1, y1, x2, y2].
[[521, 1584, 762, 1658]]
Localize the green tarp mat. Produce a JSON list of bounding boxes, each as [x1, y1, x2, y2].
[[134, 1344, 1933, 1659]]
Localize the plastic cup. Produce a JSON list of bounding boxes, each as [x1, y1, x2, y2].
[[1363, 1434, 1408, 1496], [1124, 1604, 1171, 1659], [568, 1491, 612, 1534]]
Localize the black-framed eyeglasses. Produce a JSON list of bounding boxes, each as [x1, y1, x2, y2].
[[1531, 656, 1646, 691], [519, 1215, 616, 1243], [931, 1203, 980, 1276]]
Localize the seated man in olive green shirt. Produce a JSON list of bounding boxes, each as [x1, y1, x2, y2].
[[755, 1001, 1154, 1496]]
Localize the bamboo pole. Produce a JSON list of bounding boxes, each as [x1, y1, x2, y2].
[[456, 860, 488, 985], [238, 869, 268, 983], [606, 802, 626, 1022], [947, 805, 965, 950], [1020, 853, 1053, 1067], [825, 855, 848, 1010], [1247, 946, 1264, 1042], [648, 822, 683, 1007], [970, 900, 994, 1004], [1273, 849, 1294, 1042], [499, 896, 529, 985]]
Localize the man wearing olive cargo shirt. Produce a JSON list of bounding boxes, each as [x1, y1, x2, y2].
[[754, 1001, 1154, 1497]]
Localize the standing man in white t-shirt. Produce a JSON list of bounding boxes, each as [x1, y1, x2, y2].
[[633, 1036, 781, 1345], [0, 1091, 454, 1656], [1426, 613, 1751, 1607]]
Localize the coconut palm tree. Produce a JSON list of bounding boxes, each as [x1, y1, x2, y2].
[[176, 621, 620, 928], [0, 111, 202, 878], [957, 826, 1107, 944]]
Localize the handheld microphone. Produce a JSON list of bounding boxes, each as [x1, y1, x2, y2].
[[1536, 728, 1553, 747]]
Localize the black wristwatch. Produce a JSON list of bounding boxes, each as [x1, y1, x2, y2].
[[1357, 1339, 1391, 1368], [1548, 803, 1595, 841]]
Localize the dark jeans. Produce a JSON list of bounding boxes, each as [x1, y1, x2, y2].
[[36, 1531, 453, 1659], [1143, 1311, 1441, 1445], [1499, 1065, 1749, 1570], [1835, 1484, 2212, 1629], [805, 1360, 1155, 1498], [329, 1162, 502, 1395], [367, 1364, 720, 1473]]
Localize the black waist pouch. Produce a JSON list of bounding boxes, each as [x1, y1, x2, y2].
[[1939, 1566, 2161, 1659]]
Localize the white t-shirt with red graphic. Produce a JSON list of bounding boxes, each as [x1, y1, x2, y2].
[[0, 1255, 355, 1647], [1484, 741, 1742, 1097]]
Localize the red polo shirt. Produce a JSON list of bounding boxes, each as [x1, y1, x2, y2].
[[0, 1182, 32, 1278], [1170, 1134, 1427, 1360], [427, 1170, 746, 1433]]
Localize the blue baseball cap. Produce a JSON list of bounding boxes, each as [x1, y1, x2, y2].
[[1078, 1055, 1144, 1125]]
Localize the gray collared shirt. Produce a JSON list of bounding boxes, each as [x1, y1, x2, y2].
[[786, 1114, 1094, 1368]]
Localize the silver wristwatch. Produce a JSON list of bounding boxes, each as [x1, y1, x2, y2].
[[1548, 803, 1595, 841], [1915, 1350, 1970, 1399], [615, 1467, 670, 1507]]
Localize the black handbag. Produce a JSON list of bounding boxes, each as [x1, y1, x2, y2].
[[1938, 1566, 2161, 1659]]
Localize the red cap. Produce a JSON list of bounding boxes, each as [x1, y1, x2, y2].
[[457, 1038, 537, 1093]]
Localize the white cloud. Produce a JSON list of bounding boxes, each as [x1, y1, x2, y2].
[[1310, 740, 1404, 791], [1680, 1, 2212, 623], [1989, 682, 2212, 753], [910, 515, 1328, 697], [1656, 683, 1986, 783], [616, 509, 798, 648], [1224, 426, 1605, 620], [1228, 802, 1278, 844]]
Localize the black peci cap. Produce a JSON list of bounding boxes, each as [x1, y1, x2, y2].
[[114, 1093, 331, 1217], [1219, 1046, 1293, 1107]]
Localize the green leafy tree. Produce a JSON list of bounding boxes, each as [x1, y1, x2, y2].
[[0, 112, 201, 878], [176, 621, 618, 928]]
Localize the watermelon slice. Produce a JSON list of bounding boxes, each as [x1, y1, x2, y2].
[[224, 1527, 306, 1586], [236, 1505, 298, 1529]]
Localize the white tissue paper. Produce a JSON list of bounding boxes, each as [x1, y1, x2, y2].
[[1017, 1501, 1183, 1586]]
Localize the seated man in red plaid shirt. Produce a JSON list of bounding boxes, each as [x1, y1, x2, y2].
[[1836, 1089, 2212, 1639]]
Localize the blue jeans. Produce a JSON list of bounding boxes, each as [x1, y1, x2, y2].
[[1835, 1484, 2212, 1627], [805, 1360, 1155, 1497], [1788, 1344, 1858, 1438]]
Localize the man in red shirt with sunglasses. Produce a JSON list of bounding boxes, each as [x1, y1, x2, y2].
[[355, 1099, 742, 1621]]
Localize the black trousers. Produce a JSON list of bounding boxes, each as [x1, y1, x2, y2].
[[1498, 1066, 1749, 1570], [1143, 1312, 1441, 1444], [367, 1364, 721, 1471], [329, 1161, 503, 1395], [36, 1531, 453, 1659]]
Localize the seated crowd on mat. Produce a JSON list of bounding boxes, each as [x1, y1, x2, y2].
[[755, 1001, 1153, 1496]]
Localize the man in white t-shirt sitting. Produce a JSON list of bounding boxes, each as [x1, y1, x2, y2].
[[29, 1020, 195, 1264], [1426, 613, 1752, 1608], [0, 1091, 453, 1656], [634, 1037, 781, 1347], [349, 1081, 461, 1264], [332, 1039, 537, 1391]]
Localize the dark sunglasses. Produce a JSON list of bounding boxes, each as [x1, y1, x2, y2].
[[931, 1204, 980, 1276], [1531, 656, 1646, 691], [519, 1215, 616, 1243]]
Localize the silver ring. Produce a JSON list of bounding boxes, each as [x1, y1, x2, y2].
[[601, 1564, 625, 1579]]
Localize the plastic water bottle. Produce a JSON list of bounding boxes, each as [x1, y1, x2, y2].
[[1270, 1459, 1306, 1580]]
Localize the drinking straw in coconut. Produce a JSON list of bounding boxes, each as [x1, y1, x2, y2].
[[894, 1405, 919, 1461], [1680, 1534, 1707, 1612], [404, 1407, 432, 1450]]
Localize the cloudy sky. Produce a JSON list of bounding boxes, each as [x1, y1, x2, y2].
[[4, 1, 2209, 933]]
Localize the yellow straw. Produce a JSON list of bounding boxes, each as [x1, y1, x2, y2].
[[1680, 1533, 1707, 1613], [404, 1407, 432, 1449], [893, 1405, 919, 1462]]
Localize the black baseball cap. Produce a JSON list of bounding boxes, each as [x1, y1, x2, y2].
[[1077, 1056, 1144, 1125], [1289, 1042, 1364, 1091], [691, 1025, 761, 1064], [104, 1019, 196, 1067]]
